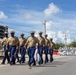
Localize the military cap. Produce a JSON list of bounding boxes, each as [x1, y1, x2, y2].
[[30, 31, 35, 34], [10, 30, 15, 34], [50, 38, 53, 40], [44, 34, 48, 36], [4, 31, 8, 34], [38, 31, 43, 34], [21, 33, 24, 36]]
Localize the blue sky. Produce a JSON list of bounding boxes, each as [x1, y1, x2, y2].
[[0, 0, 76, 44]]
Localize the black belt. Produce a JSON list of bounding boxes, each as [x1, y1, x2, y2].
[[20, 45, 24, 46], [10, 45, 16, 47], [29, 46, 35, 48], [39, 45, 43, 46]]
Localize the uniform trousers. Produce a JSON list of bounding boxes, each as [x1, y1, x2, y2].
[[49, 49, 53, 61], [15, 49, 19, 62], [28, 46, 35, 65], [44, 46, 49, 62], [38, 46, 43, 63], [20, 46, 26, 62], [2, 45, 10, 63], [9, 46, 16, 64]]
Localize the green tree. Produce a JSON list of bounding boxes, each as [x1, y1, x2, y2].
[[69, 41, 76, 47], [55, 43, 65, 50]]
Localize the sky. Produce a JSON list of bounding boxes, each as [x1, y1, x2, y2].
[[0, 0, 76, 44]]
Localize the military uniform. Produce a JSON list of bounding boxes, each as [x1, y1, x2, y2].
[[44, 37, 49, 63], [15, 37, 19, 63], [37, 34, 45, 64], [49, 40, 55, 62], [8, 35, 19, 64], [25, 34, 38, 67], [19, 37, 26, 63], [2, 36, 10, 64]]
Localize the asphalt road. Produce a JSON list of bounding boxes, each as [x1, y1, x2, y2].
[[0, 55, 76, 75]]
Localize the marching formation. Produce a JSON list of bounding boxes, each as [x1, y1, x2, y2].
[[1, 31, 55, 69]]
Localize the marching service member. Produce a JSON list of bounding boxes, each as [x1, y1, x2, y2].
[[7, 31, 19, 65], [25, 31, 38, 69], [37, 32, 45, 65], [49, 38, 55, 62], [44, 34, 49, 64], [19, 33, 26, 64], [1, 32, 10, 64]]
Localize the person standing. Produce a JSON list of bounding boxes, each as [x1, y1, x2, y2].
[[19, 33, 26, 64], [37, 32, 45, 65], [25, 31, 38, 69], [1, 32, 10, 64], [44, 34, 49, 64], [7, 31, 19, 65], [49, 38, 55, 62]]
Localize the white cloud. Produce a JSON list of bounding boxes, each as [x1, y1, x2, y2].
[[26, 20, 42, 25], [67, 39, 71, 44], [44, 20, 72, 44], [46, 21, 53, 30], [0, 3, 76, 44], [47, 30, 57, 43], [44, 3, 60, 17], [20, 13, 32, 19], [57, 31, 71, 44], [45, 21, 57, 43], [0, 11, 8, 19], [57, 31, 64, 40]]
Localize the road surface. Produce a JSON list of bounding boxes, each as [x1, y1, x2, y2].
[[0, 55, 76, 75]]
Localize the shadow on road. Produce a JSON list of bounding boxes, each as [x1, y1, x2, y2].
[[0, 58, 67, 68], [35, 61, 66, 68]]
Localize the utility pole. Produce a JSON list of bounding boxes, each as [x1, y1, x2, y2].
[[74, 38, 76, 42], [43, 20, 46, 35], [63, 32, 67, 47]]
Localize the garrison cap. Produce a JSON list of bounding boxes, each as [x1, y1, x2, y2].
[[10, 30, 15, 34], [44, 34, 48, 36], [21, 33, 24, 36], [30, 31, 35, 34], [50, 38, 53, 40], [38, 31, 43, 34], [4, 31, 8, 34]]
